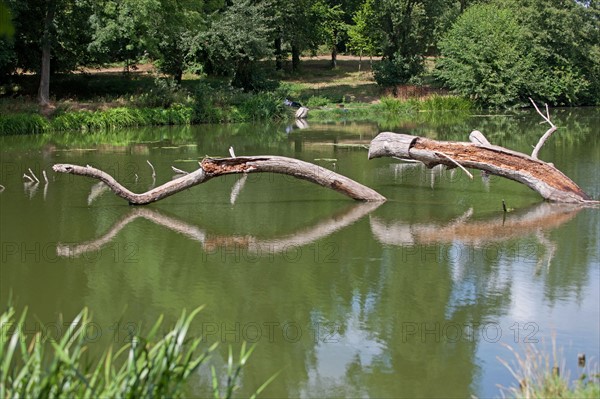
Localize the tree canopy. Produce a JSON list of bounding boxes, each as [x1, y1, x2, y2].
[[436, 0, 600, 107], [1, 0, 598, 107]]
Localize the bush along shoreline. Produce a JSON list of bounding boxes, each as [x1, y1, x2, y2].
[[0, 92, 476, 136]]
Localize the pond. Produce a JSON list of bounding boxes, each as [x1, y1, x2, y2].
[[1, 108, 598, 398]]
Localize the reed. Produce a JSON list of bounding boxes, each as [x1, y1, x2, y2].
[[0, 306, 273, 398], [497, 341, 599, 398]]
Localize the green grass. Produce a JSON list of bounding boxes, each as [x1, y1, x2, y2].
[[0, 306, 274, 398], [498, 342, 600, 399], [0, 58, 475, 135], [0, 106, 195, 135]]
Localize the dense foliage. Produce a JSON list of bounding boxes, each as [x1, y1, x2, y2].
[[436, 0, 600, 107], [0, 0, 598, 107]]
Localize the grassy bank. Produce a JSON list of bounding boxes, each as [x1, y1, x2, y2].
[[0, 57, 476, 135]]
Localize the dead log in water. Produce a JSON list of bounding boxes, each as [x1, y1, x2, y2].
[[368, 132, 595, 204], [53, 155, 386, 204]]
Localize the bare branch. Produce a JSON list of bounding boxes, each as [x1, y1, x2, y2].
[[529, 98, 558, 160], [171, 166, 189, 175], [435, 151, 474, 179], [146, 160, 156, 178], [28, 168, 40, 183]]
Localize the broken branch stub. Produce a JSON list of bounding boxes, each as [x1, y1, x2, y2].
[[53, 155, 385, 205], [368, 132, 595, 204]]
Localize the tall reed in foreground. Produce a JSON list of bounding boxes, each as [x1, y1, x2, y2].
[[497, 340, 599, 398], [0, 306, 274, 398]]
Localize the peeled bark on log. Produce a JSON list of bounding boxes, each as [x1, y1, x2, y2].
[[53, 155, 386, 204], [368, 132, 595, 204]]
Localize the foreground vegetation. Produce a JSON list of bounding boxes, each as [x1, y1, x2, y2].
[[0, 306, 273, 398], [499, 343, 600, 399]]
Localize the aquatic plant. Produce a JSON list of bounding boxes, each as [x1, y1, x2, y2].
[[0, 306, 272, 398], [498, 341, 600, 399]]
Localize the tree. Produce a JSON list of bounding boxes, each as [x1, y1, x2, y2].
[[435, 3, 535, 107], [150, 0, 210, 82], [347, 0, 379, 71], [0, 0, 14, 37], [436, 0, 600, 107], [197, 0, 273, 91], [370, 0, 447, 86], [4, 0, 93, 105], [88, 0, 160, 71], [313, 1, 347, 68], [271, 0, 322, 71], [507, 0, 600, 105], [0, 0, 15, 79]]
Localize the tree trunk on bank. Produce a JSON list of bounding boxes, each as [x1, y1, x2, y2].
[[331, 47, 337, 69], [368, 132, 596, 204], [38, 0, 54, 107], [291, 44, 301, 72], [275, 37, 283, 70], [53, 156, 386, 205]]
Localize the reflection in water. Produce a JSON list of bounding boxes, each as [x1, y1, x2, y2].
[[371, 203, 583, 281], [2, 109, 598, 398], [57, 202, 383, 258], [370, 202, 582, 246]]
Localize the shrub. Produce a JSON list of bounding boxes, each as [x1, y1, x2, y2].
[[436, 4, 536, 108], [305, 96, 331, 108], [436, 1, 598, 107], [236, 92, 286, 121], [373, 53, 424, 87]]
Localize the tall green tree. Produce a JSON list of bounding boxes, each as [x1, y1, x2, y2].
[[347, 0, 380, 70], [0, 0, 14, 37], [508, 0, 600, 104], [370, 0, 447, 85], [88, 0, 160, 71], [150, 0, 211, 82], [313, 1, 347, 68], [196, 0, 273, 91], [0, 0, 15, 78], [271, 0, 322, 71], [5, 0, 93, 104], [436, 0, 600, 107]]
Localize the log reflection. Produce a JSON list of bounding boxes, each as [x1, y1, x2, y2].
[[57, 202, 382, 258], [370, 202, 582, 247]]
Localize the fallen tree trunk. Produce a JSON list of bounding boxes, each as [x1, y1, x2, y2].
[[368, 132, 595, 204], [53, 155, 386, 204]]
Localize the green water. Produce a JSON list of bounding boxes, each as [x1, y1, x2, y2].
[[1, 108, 599, 398]]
